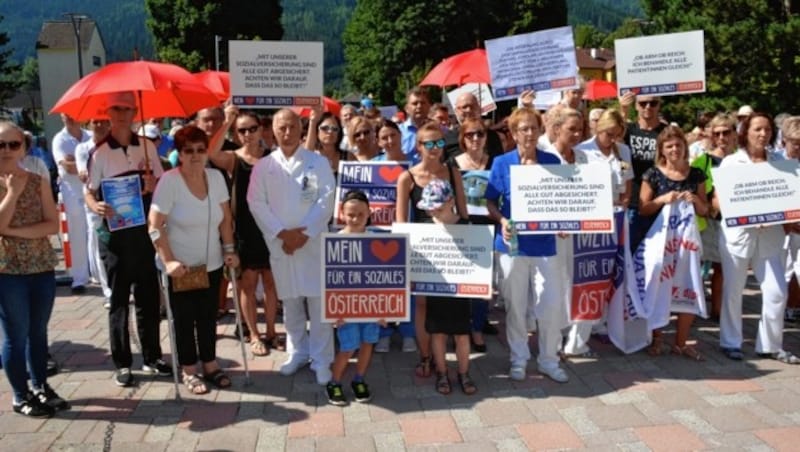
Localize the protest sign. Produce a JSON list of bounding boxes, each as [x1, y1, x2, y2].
[[446, 83, 497, 116], [322, 233, 410, 323], [615, 30, 705, 97], [510, 162, 614, 234], [229, 40, 323, 108], [485, 26, 579, 101], [712, 160, 800, 228], [390, 223, 493, 299], [335, 161, 410, 228], [101, 175, 146, 232]]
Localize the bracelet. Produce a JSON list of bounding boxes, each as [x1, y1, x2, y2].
[[222, 244, 235, 253]]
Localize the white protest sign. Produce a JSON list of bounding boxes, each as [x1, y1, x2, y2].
[[446, 83, 497, 116], [485, 26, 579, 101], [390, 223, 494, 299], [712, 160, 800, 228], [615, 30, 705, 97], [229, 40, 323, 108], [510, 162, 614, 234]]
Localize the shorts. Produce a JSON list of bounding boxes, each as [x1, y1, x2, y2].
[[336, 322, 380, 352]]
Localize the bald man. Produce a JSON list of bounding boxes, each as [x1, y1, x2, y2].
[[443, 92, 504, 163], [247, 109, 336, 385]]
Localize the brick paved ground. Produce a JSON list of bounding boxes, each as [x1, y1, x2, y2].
[[2, 259, 800, 451]]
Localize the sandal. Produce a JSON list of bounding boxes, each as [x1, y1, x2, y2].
[[415, 356, 432, 378], [647, 335, 665, 357], [251, 339, 269, 356], [183, 374, 209, 395], [265, 334, 285, 352], [458, 373, 477, 395], [203, 369, 232, 389], [672, 344, 705, 361], [435, 372, 451, 395], [758, 350, 800, 364]]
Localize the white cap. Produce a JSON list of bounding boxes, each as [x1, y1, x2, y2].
[[737, 105, 754, 117], [137, 124, 161, 140]]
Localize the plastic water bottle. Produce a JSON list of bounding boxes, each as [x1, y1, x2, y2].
[[507, 220, 519, 257]]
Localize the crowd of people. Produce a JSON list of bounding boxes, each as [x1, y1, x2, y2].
[[1, 77, 800, 416]]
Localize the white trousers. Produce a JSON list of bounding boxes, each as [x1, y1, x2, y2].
[[499, 254, 567, 370], [60, 180, 90, 287], [563, 322, 593, 355], [719, 248, 787, 353], [85, 210, 111, 298], [282, 296, 333, 369]]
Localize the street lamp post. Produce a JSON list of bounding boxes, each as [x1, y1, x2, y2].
[[63, 13, 90, 78]]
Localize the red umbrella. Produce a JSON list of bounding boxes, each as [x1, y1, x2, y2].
[[51, 60, 220, 121], [420, 49, 491, 87], [295, 96, 342, 118], [583, 79, 618, 101], [194, 70, 230, 102]]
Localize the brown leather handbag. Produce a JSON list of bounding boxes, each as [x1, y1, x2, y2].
[[171, 172, 211, 292]]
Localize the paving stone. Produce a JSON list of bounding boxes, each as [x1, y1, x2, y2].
[[287, 411, 345, 438], [196, 426, 258, 451], [374, 431, 406, 452], [254, 426, 287, 452], [400, 416, 462, 446], [475, 400, 536, 427], [696, 406, 770, 432], [559, 406, 601, 435], [585, 404, 653, 430], [752, 426, 800, 451], [516, 421, 584, 450], [668, 409, 720, 435], [316, 435, 377, 452], [634, 424, 707, 451]]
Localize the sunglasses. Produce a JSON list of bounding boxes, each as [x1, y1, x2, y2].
[[637, 100, 660, 108], [464, 130, 486, 139], [319, 125, 340, 133], [352, 129, 373, 139], [713, 129, 733, 137], [236, 125, 260, 135], [0, 140, 23, 151], [181, 146, 207, 155], [420, 138, 446, 150]]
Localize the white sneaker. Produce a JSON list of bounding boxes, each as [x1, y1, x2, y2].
[[509, 365, 526, 381], [315, 367, 332, 386], [279, 356, 309, 376], [375, 337, 390, 353], [401, 337, 417, 353], [538, 365, 569, 383]]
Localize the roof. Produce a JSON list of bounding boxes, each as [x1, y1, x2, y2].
[[575, 47, 616, 71], [36, 20, 98, 51]]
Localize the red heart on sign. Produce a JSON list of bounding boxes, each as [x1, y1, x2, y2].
[[528, 222, 538, 230], [244, 97, 255, 105], [371, 240, 399, 263], [737, 217, 748, 225], [378, 166, 404, 183]]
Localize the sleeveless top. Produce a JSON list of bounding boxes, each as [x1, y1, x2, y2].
[[408, 163, 460, 224], [0, 173, 58, 274], [232, 154, 266, 247]]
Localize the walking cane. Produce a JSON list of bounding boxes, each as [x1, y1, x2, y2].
[[228, 265, 251, 385], [159, 270, 182, 401]]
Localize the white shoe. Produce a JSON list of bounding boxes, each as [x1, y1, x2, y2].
[[375, 337, 390, 353], [315, 367, 332, 386], [509, 365, 526, 381], [401, 337, 417, 353], [279, 356, 309, 376], [538, 365, 569, 383]]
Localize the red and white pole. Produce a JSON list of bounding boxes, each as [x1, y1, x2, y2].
[[58, 193, 72, 270]]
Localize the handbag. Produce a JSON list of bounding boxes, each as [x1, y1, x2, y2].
[[171, 171, 211, 292]]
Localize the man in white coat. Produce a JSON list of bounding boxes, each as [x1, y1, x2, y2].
[[247, 108, 336, 385]]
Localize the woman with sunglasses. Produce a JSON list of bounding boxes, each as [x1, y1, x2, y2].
[[149, 125, 239, 394], [209, 108, 280, 357], [691, 114, 737, 321], [305, 108, 349, 175], [0, 120, 66, 417], [396, 122, 469, 380], [347, 117, 380, 162]]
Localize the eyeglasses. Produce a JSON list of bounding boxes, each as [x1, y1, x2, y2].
[[236, 125, 260, 135], [637, 100, 660, 108], [319, 125, 340, 133], [0, 140, 23, 151], [464, 130, 486, 139], [181, 146, 207, 155], [352, 129, 373, 139], [712, 129, 733, 137], [420, 138, 446, 150]]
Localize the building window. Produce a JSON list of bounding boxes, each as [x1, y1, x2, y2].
[[93, 56, 102, 67]]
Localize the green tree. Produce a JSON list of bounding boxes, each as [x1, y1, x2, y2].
[[0, 15, 21, 104], [145, 0, 283, 71], [641, 0, 800, 125], [574, 24, 606, 48], [343, 0, 567, 105]]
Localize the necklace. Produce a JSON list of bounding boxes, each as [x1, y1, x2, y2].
[[462, 151, 486, 169]]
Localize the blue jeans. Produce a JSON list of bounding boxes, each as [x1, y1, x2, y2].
[[0, 272, 56, 402]]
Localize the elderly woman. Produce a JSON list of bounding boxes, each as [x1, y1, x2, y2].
[[149, 125, 240, 394], [348, 116, 380, 161], [715, 113, 797, 363], [484, 107, 570, 383], [0, 121, 67, 417]]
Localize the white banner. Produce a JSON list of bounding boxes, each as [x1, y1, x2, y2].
[[712, 160, 800, 228], [446, 83, 497, 117], [229, 40, 324, 108], [390, 223, 494, 299], [510, 162, 614, 234], [614, 30, 706, 97], [485, 26, 579, 101]]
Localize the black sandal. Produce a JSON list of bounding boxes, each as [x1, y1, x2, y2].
[[458, 373, 477, 395], [435, 372, 451, 395], [203, 369, 232, 389], [415, 356, 432, 378]]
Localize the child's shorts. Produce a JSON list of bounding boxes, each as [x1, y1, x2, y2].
[[337, 322, 380, 352]]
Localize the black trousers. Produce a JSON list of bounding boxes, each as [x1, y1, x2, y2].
[[167, 268, 222, 366], [100, 226, 163, 369]]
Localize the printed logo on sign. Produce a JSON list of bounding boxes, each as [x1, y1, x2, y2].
[[370, 240, 400, 263], [378, 166, 404, 183]]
